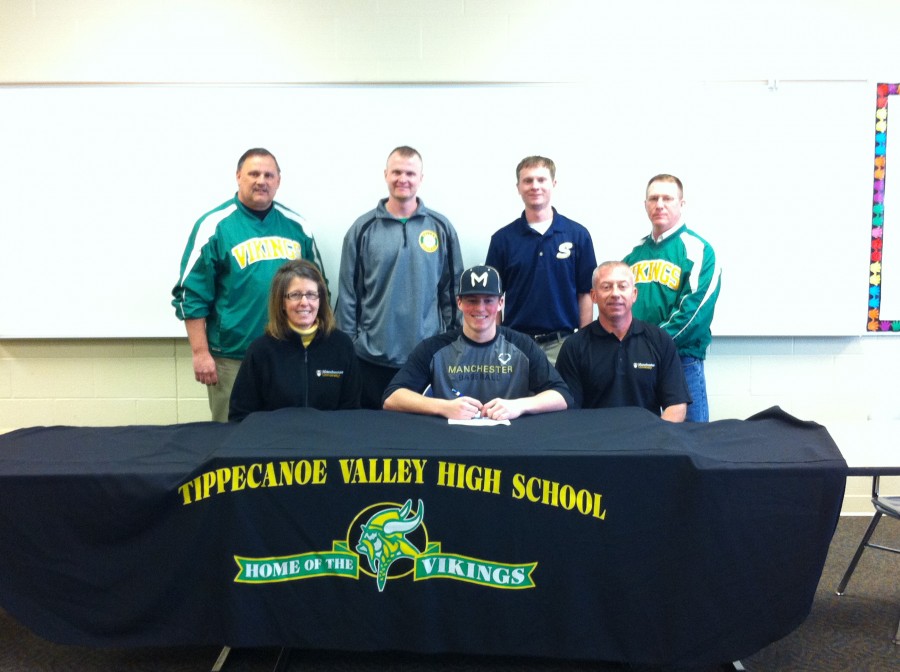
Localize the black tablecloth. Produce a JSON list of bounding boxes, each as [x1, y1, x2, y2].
[[0, 407, 846, 667]]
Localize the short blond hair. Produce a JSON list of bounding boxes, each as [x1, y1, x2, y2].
[[592, 261, 633, 288], [646, 174, 683, 199], [516, 156, 556, 182]]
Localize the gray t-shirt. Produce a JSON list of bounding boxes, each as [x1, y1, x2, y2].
[[383, 327, 573, 406]]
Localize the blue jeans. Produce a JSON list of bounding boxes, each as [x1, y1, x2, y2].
[[681, 355, 709, 422]]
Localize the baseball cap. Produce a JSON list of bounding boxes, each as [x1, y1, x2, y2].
[[458, 265, 503, 297]]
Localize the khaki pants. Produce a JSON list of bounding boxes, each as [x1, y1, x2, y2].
[[538, 337, 566, 366], [207, 356, 242, 423]]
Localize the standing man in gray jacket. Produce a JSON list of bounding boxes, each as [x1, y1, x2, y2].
[[337, 146, 463, 409]]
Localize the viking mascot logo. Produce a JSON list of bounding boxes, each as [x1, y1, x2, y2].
[[355, 499, 424, 592]]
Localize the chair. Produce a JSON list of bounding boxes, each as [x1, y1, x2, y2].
[[835, 475, 900, 644]]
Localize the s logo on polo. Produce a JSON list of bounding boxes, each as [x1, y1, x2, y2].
[[419, 230, 439, 253], [556, 242, 573, 259]]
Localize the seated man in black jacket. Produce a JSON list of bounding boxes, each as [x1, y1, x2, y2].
[[555, 261, 690, 421]]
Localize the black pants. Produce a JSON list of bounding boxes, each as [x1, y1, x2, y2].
[[358, 358, 400, 410]]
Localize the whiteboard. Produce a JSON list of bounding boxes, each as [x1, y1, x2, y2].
[[0, 81, 875, 337]]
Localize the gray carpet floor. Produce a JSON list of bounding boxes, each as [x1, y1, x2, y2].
[[0, 515, 897, 671]]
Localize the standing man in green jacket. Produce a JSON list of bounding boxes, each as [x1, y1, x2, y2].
[[623, 174, 721, 422], [172, 148, 325, 422]]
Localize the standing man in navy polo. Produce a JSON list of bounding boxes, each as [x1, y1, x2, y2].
[[485, 156, 596, 365]]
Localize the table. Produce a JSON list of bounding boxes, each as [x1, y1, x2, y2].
[[0, 406, 847, 668], [822, 421, 900, 476]]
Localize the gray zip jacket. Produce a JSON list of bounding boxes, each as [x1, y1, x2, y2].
[[336, 198, 463, 368]]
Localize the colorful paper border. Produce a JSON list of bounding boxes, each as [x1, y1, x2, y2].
[[868, 83, 897, 331]]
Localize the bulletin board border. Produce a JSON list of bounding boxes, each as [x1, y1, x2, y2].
[[868, 83, 897, 331]]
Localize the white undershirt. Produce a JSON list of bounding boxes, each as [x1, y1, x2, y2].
[[529, 217, 553, 236]]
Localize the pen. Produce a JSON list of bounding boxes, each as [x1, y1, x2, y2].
[[451, 388, 481, 418]]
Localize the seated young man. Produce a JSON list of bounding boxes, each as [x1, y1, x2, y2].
[[382, 265, 572, 421]]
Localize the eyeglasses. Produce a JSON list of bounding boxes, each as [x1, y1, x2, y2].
[[284, 291, 320, 302]]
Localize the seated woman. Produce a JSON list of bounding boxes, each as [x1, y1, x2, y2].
[[229, 259, 360, 421]]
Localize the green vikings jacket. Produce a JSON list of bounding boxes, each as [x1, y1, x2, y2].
[[172, 194, 325, 360], [623, 223, 722, 360]]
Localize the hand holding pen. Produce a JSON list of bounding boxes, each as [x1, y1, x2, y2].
[[450, 388, 483, 419]]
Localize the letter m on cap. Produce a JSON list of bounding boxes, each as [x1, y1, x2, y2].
[[471, 270, 489, 287]]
